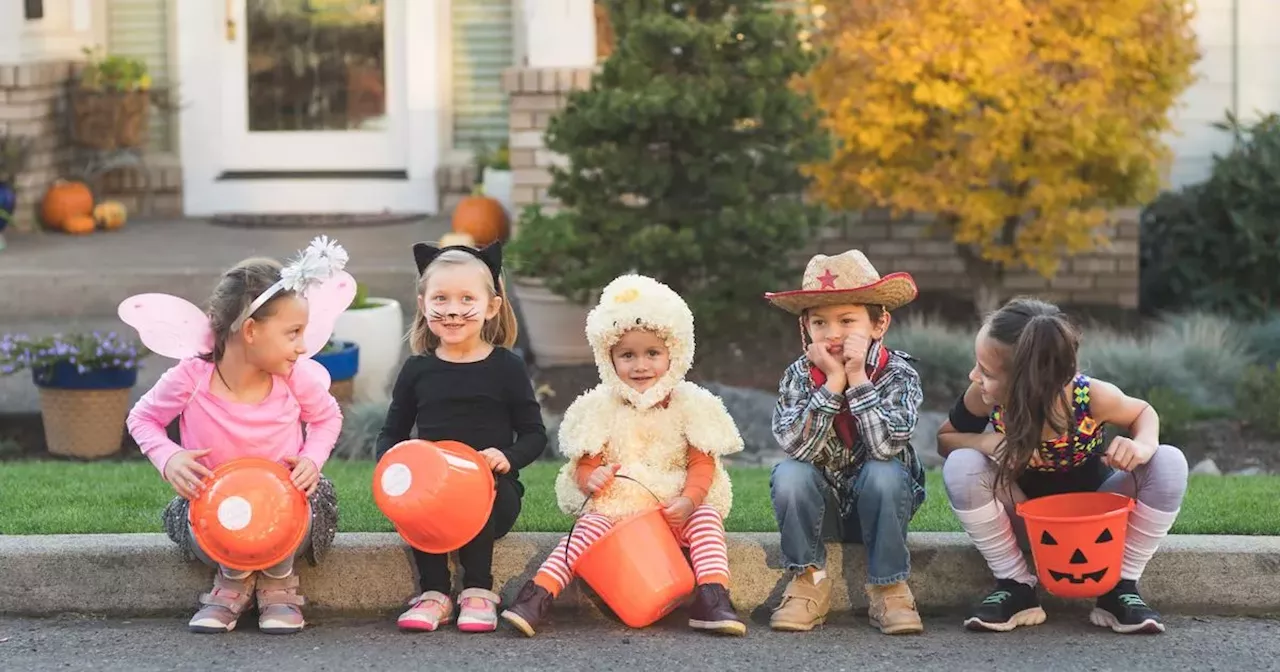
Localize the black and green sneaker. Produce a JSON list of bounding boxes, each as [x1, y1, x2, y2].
[[1090, 580, 1165, 634], [963, 579, 1046, 632]]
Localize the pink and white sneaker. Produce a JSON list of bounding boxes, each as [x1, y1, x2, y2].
[[456, 588, 500, 633], [397, 591, 453, 632]]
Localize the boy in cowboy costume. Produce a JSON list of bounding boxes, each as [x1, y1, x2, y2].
[[763, 249, 927, 635]]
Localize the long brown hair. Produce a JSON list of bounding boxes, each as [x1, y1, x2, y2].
[[986, 297, 1080, 489], [197, 258, 293, 363], [408, 249, 518, 354]]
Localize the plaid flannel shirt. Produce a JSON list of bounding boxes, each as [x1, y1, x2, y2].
[[771, 342, 926, 488]]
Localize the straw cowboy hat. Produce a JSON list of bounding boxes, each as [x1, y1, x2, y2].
[[764, 249, 918, 314]]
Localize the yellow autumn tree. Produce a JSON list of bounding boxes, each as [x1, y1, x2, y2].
[[802, 0, 1198, 312]]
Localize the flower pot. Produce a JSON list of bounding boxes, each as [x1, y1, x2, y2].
[[482, 167, 514, 222], [33, 363, 138, 459], [70, 89, 151, 150], [510, 277, 594, 367], [331, 298, 403, 404], [312, 340, 360, 404], [0, 181, 14, 251]]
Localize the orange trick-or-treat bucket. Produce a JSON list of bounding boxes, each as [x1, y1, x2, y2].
[[188, 457, 311, 572], [373, 439, 496, 554], [1016, 491, 1135, 599], [574, 507, 697, 628]]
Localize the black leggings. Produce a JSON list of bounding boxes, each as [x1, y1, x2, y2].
[[413, 475, 523, 593]]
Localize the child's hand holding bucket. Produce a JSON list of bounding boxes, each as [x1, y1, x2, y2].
[[1103, 436, 1155, 472], [586, 463, 622, 494], [479, 448, 511, 474], [284, 456, 320, 495], [661, 496, 695, 527], [164, 449, 214, 500]]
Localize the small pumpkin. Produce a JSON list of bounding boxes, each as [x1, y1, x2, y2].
[[62, 213, 97, 235], [93, 200, 128, 230], [450, 186, 509, 247], [41, 180, 94, 230]]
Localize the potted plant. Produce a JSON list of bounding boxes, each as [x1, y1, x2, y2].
[[312, 339, 360, 404], [331, 283, 403, 404], [0, 331, 147, 459], [0, 131, 34, 250], [506, 204, 595, 366], [71, 46, 153, 151], [475, 140, 513, 222]]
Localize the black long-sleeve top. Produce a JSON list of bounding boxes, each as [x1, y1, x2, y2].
[[374, 348, 547, 489]]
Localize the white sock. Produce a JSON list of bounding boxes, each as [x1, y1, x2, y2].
[[1121, 501, 1179, 581], [953, 500, 1037, 586], [810, 569, 827, 584]]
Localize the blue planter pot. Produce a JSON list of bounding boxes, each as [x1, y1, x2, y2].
[[32, 362, 139, 390], [0, 181, 15, 235], [312, 341, 359, 382]]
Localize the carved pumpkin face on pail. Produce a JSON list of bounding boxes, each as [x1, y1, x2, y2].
[[1038, 526, 1116, 587]]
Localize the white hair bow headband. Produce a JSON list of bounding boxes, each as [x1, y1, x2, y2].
[[231, 235, 351, 332]]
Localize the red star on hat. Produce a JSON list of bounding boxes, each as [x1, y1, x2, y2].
[[817, 269, 838, 289]]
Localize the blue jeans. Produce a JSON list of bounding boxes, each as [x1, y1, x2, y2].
[[770, 458, 920, 585]]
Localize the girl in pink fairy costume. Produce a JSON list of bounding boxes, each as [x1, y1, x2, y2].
[[122, 236, 354, 635]]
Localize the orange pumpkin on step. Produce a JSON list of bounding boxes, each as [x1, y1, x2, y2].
[[62, 214, 97, 235], [451, 187, 509, 247], [41, 180, 94, 230]]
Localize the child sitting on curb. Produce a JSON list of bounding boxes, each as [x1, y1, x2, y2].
[[501, 274, 747, 637], [763, 250, 927, 635]]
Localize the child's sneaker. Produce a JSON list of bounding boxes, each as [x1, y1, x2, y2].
[[188, 571, 256, 634], [1090, 580, 1165, 634], [397, 591, 453, 632], [457, 588, 501, 633], [688, 583, 746, 636], [963, 579, 1046, 632], [501, 581, 555, 637], [256, 573, 306, 635]]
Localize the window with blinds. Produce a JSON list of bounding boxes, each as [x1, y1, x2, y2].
[[452, 0, 515, 152], [105, 0, 173, 153]]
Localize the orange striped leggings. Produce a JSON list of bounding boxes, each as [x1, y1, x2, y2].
[[533, 505, 730, 597]]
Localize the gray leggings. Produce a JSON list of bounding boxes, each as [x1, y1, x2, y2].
[[943, 445, 1189, 538], [189, 514, 313, 578]]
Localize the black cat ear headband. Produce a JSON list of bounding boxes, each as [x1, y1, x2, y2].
[[412, 240, 504, 295]]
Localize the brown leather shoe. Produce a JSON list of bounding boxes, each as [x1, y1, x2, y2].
[[866, 581, 924, 635], [500, 581, 554, 637], [770, 572, 832, 631], [688, 583, 746, 636]]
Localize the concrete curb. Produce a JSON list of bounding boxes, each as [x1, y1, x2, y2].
[[3, 533, 1278, 619]]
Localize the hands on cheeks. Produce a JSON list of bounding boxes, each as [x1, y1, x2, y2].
[[479, 448, 511, 474], [662, 496, 695, 527], [163, 449, 213, 500], [842, 333, 871, 381], [1102, 436, 1156, 472], [283, 456, 320, 496]]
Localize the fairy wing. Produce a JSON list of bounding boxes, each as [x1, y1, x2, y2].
[[118, 293, 214, 360], [302, 270, 357, 358]]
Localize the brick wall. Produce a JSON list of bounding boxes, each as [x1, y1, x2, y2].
[[99, 163, 184, 217], [500, 66, 1139, 308], [0, 61, 77, 232]]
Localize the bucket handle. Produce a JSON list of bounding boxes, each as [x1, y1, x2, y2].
[[563, 473, 664, 571]]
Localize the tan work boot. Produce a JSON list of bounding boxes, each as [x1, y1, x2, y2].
[[770, 571, 832, 631], [866, 581, 924, 635]]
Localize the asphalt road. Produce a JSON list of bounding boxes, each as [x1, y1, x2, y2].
[[2, 612, 1278, 672]]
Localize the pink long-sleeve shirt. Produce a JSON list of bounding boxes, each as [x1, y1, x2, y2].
[[127, 357, 342, 475]]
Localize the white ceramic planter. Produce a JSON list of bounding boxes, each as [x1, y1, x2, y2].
[[511, 277, 594, 366], [331, 298, 404, 404], [483, 167, 514, 221]]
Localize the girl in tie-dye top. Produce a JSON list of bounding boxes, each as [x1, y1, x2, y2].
[[937, 298, 1189, 636]]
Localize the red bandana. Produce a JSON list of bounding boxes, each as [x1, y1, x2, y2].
[[808, 344, 892, 450]]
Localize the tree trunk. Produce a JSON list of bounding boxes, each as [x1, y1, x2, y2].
[[957, 244, 1005, 316]]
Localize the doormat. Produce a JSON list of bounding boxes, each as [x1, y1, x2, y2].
[[208, 212, 429, 229]]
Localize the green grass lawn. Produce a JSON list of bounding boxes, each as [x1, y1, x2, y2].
[[1, 460, 1277, 535]]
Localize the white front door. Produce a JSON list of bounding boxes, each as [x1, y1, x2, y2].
[[220, 0, 405, 172], [177, 0, 441, 215]]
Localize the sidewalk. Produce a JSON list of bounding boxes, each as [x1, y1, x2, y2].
[[3, 532, 1277, 618]]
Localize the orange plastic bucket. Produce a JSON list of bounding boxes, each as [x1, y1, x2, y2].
[[188, 457, 311, 572], [1016, 491, 1135, 599], [373, 439, 495, 553], [574, 507, 696, 628]]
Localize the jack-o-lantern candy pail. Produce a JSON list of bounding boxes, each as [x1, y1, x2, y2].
[[1016, 491, 1135, 599], [188, 457, 311, 572]]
